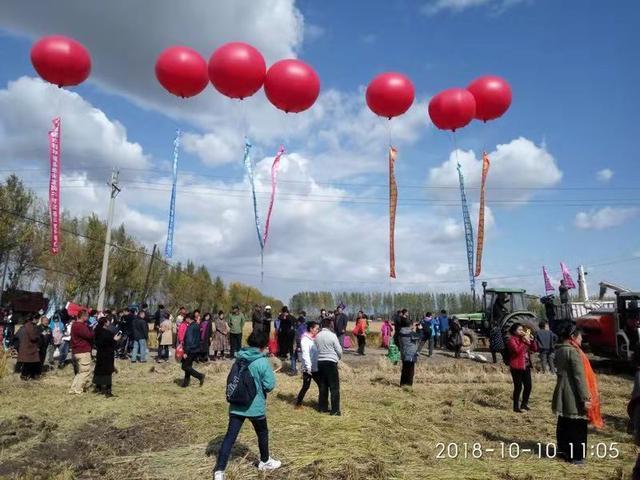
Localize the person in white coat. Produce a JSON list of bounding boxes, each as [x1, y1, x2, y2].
[[295, 321, 320, 409]]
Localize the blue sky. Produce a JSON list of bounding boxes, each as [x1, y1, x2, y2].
[[0, 0, 639, 301]]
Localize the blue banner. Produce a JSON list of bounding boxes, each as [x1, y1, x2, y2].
[[164, 129, 181, 258], [243, 138, 264, 251], [457, 161, 475, 295]]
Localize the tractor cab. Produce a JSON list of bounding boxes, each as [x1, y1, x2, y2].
[[483, 288, 528, 326]]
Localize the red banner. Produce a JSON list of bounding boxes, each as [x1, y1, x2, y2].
[[48, 117, 61, 255], [389, 146, 398, 279], [475, 152, 490, 277]]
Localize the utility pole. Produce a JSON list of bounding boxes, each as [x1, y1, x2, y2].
[[97, 170, 120, 311], [141, 243, 157, 305]]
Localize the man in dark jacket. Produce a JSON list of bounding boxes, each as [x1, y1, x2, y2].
[[535, 320, 557, 373], [153, 304, 166, 331], [17, 315, 41, 380], [334, 306, 348, 347], [130, 311, 149, 363], [181, 314, 205, 387]]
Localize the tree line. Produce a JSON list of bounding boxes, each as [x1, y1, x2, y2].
[[0, 175, 282, 314]]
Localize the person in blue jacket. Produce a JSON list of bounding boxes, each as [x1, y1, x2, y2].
[[437, 310, 449, 349], [213, 331, 281, 480]]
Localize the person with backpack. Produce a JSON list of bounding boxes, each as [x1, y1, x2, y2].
[[506, 323, 538, 412], [214, 331, 280, 479], [181, 314, 205, 388]]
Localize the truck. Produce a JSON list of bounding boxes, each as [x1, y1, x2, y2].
[[455, 283, 540, 351]]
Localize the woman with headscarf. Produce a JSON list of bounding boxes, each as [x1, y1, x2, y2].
[[93, 316, 121, 397], [553, 324, 602, 464], [212, 311, 230, 360], [17, 315, 41, 380]]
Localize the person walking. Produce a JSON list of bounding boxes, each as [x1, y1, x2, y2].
[[181, 314, 205, 387], [93, 317, 121, 397], [213, 331, 280, 479], [553, 325, 603, 464], [437, 310, 449, 349], [352, 311, 367, 355], [69, 310, 94, 395], [334, 306, 348, 348], [228, 305, 246, 358], [200, 312, 213, 362], [296, 321, 320, 408], [17, 315, 41, 380], [535, 320, 557, 374], [130, 310, 149, 363], [506, 323, 538, 412], [212, 311, 230, 360], [157, 313, 173, 362], [399, 318, 419, 387], [315, 318, 343, 415]]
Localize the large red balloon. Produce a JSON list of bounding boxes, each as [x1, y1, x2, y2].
[[30, 35, 91, 87], [366, 72, 415, 119], [208, 42, 266, 99], [264, 59, 320, 113], [467, 75, 512, 122], [428, 88, 476, 132], [155, 46, 208, 98]]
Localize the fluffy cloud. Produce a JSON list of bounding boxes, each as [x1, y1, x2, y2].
[[427, 137, 562, 205], [575, 207, 638, 230], [421, 0, 528, 15], [0, 77, 150, 177], [596, 168, 614, 183]]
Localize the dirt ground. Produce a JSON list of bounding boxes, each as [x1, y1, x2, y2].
[[0, 345, 636, 480]]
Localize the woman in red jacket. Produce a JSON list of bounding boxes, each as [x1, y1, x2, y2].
[[506, 323, 538, 413], [352, 311, 367, 355]]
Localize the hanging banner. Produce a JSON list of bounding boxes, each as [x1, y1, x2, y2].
[[457, 161, 475, 294], [389, 146, 398, 278], [543, 266, 554, 292], [243, 138, 264, 250], [262, 145, 285, 248], [474, 152, 490, 277], [164, 129, 181, 258], [560, 261, 577, 289], [48, 117, 61, 255]]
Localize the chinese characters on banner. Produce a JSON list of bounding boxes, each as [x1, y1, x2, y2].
[[48, 117, 61, 254]]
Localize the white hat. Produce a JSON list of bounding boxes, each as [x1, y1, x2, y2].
[[265, 305, 272, 310]]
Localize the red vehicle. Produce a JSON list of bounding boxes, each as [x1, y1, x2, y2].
[[577, 291, 640, 360]]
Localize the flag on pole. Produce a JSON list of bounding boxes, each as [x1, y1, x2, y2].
[[560, 262, 577, 289], [475, 152, 490, 277], [48, 117, 61, 255], [389, 146, 398, 278], [164, 129, 181, 258], [543, 266, 554, 292]]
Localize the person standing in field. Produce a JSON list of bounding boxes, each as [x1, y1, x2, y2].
[[296, 320, 320, 408], [130, 310, 149, 363], [535, 320, 557, 374], [277, 306, 295, 361], [399, 318, 419, 387], [36, 315, 52, 373], [315, 317, 343, 416], [212, 311, 230, 360], [291, 312, 307, 375], [380, 318, 393, 349], [93, 316, 121, 397], [17, 315, 41, 380], [448, 317, 464, 358], [437, 310, 449, 349], [213, 331, 280, 479], [228, 305, 246, 358], [69, 310, 94, 394], [157, 312, 173, 362], [333, 306, 348, 348], [181, 314, 205, 387], [506, 323, 538, 412], [553, 325, 602, 464], [352, 311, 367, 355], [489, 323, 505, 364], [199, 313, 213, 362]]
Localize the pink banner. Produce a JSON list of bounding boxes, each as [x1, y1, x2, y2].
[[542, 266, 554, 292], [560, 261, 576, 289], [262, 145, 285, 248], [48, 117, 61, 255]]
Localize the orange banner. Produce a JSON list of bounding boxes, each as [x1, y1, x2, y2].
[[475, 152, 490, 277], [389, 146, 398, 278]]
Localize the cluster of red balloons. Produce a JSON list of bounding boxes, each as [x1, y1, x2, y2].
[[30, 35, 92, 88], [154, 42, 320, 114], [429, 76, 512, 131]]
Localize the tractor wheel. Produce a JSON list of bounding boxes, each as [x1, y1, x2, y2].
[[502, 313, 538, 337], [461, 328, 478, 352]]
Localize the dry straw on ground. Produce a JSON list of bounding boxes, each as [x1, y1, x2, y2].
[[0, 350, 635, 480]]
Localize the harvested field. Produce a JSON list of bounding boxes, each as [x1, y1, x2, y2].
[[0, 348, 636, 480]]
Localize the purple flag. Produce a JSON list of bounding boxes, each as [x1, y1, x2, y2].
[[560, 262, 577, 289], [542, 266, 554, 292]]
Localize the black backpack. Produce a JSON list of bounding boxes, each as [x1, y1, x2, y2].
[[226, 358, 258, 406]]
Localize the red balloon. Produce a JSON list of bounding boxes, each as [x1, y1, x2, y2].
[[467, 75, 512, 122], [208, 42, 266, 100], [428, 88, 476, 132], [155, 46, 208, 98], [30, 35, 91, 87], [366, 72, 415, 119], [264, 59, 320, 113]]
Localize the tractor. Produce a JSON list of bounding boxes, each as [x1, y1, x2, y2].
[[455, 283, 540, 351]]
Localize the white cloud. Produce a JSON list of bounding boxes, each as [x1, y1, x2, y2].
[[182, 128, 243, 167], [0, 77, 150, 177], [427, 137, 562, 205], [596, 168, 614, 183], [421, 0, 528, 15], [575, 207, 638, 230]]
